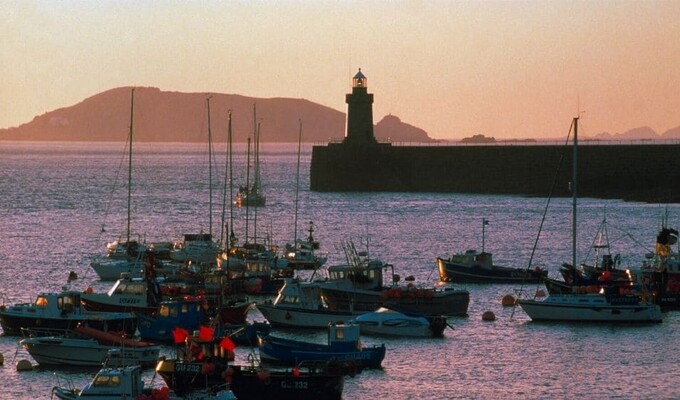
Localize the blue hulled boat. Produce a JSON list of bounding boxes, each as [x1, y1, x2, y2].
[[257, 322, 385, 369]]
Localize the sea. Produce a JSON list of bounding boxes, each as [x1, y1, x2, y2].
[[0, 141, 679, 399]]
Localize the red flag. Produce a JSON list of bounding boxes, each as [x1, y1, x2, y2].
[[219, 336, 236, 351], [172, 327, 189, 344], [198, 325, 215, 342]]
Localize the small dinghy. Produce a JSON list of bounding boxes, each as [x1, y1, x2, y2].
[[353, 307, 448, 338]]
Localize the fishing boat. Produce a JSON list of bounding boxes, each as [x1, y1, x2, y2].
[[516, 117, 662, 323], [257, 322, 385, 369], [638, 225, 680, 310], [281, 222, 327, 270], [0, 291, 137, 336], [156, 347, 348, 400], [21, 326, 160, 367], [437, 250, 547, 284], [256, 278, 355, 328], [352, 307, 448, 338], [437, 218, 547, 284], [320, 241, 469, 317], [81, 272, 161, 314]]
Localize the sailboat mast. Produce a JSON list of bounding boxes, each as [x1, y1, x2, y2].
[[294, 120, 302, 243], [572, 116, 578, 272], [244, 137, 251, 243], [220, 110, 232, 247], [126, 88, 135, 245], [228, 111, 235, 247], [253, 122, 260, 243], [207, 96, 213, 237]]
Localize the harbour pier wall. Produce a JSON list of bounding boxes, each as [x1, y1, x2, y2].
[[310, 143, 680, 203]]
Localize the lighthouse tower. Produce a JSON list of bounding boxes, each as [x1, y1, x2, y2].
[[343, 68, 377, 145]]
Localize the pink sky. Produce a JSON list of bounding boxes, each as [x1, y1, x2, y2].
[[2, 1, 679, 140]]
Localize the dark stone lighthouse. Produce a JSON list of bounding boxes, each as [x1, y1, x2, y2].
[[343, 68, 377, 145]]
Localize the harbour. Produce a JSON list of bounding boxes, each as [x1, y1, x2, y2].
[[0, 141, 679, 398]]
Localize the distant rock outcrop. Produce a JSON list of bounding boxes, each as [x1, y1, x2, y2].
[[374, 114, 434, 142], [0, 87, 433, 143], [461, 134, 496, 143]]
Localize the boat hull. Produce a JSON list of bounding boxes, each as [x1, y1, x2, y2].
[[156, 359, 345, 400], [258, 335, 385, 369], [21, 337, 159, 367], [517, 295, 663, 323], [320, 287, 469, 317], [0, 312, 137, 336], [256, 303, 354, 328], [353, 309, 447, 338], [437, 257, 546, 284]]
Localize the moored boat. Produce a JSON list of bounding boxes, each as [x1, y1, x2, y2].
[[320, 244, 469, 316], [257, 322, 385, 369], [51, 365, 151, 399], [437, 250, 546, 284], [21, 331, 160, 367], [516, 117, 663, 324], [353, 307, 448, 337], [136, 298, 206, 342], [0, 291, 137, 336], [256, 278, 355, 328]]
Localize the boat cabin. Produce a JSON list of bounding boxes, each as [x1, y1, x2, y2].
[[448, 249, 494, 269], [273, 279, 328, 310], [327, 323, 361, 349], [29, 292, 83, 315], [327, 260, 394, 291]]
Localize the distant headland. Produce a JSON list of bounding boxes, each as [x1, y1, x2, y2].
[[0, 86, 432, 143], [2, 86, 680, 143]]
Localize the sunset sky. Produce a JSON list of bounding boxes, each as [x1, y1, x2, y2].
[[2, 0, 679, 140]]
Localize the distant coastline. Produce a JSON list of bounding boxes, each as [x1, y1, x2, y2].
[[2, 86, 679, 143]]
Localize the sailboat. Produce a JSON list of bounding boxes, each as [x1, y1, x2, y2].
[[516, 117, 663, 323], [91, 89, 178, 281], [169, 96, 219, 267], [280, 121, 327, 270], [235, 104, 266, 207]]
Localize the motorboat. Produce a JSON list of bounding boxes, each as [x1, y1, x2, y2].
[[437, 218, 546, 284], [320, 241, 469, 317], [81, 273, 161, 314], [21, 335, 159, 367], [21, 325, 159, 367], [352, 307, 448, 337], [51, 365, 149, 399], [437, 250, 546, 284], [256, 278, 354, 328], [157, 348, 349, 400], [257, 322, 385, 368], [0, 291, 137, 336]]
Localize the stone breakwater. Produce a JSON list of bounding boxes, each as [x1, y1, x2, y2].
[[310, 143, 680, 203]]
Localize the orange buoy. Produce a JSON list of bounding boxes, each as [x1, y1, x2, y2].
[[16, 359, 32, 371], [501, 294, 516, 307], [482, 311, 496, 321]]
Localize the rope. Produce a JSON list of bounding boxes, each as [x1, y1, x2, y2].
[[511, 119, 575, 319]]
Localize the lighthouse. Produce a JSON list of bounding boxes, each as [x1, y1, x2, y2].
[[343, 68, 377, 145]]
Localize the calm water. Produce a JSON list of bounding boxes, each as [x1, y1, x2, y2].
[[0, 141, 679, 399]]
